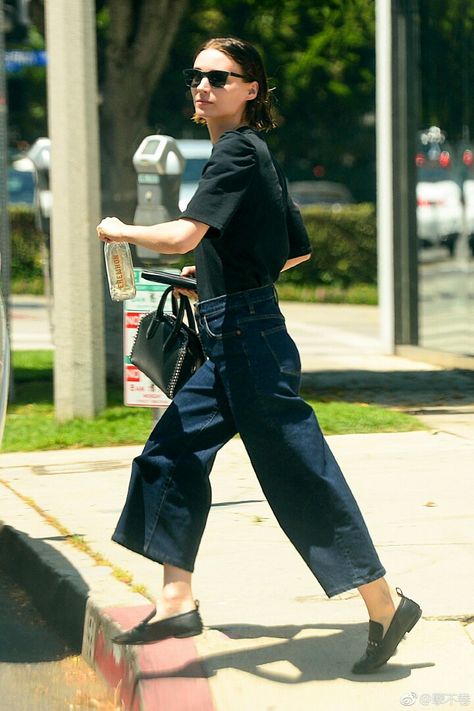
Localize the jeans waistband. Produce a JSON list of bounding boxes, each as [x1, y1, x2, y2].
[[196, 284, 278, 317]]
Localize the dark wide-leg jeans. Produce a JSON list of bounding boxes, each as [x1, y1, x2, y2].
[[113, 284, 386, 597]]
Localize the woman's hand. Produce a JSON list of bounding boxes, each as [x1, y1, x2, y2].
[[173, 265, 198, 301], [97, 217, 128, 243]]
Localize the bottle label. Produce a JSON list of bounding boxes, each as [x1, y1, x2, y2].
[[112, 252, 125, 288]]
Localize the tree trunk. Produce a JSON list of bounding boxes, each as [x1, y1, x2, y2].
[[100, 0, 188, 382]]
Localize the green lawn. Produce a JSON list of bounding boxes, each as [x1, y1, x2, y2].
[[3, 350, 425, 452]]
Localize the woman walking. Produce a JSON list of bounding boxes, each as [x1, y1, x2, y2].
[[97, 37, 421, 674]]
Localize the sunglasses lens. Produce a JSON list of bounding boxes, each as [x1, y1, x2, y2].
[[183, 69, 230, 88], [207, 71, 228, 88], [183, 69, 199, 87]]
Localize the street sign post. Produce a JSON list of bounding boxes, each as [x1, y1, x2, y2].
[[123, 268, 176, 408]]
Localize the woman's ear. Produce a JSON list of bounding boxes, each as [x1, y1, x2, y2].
[[246, 81, 259, 101]]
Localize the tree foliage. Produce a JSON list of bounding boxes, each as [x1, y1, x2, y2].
[[7, 1, 474, 204], [149, 0, 377, 199], [418, 0, 474, 139]]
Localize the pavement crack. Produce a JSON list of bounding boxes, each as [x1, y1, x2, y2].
[[422, 615, 474, 623]]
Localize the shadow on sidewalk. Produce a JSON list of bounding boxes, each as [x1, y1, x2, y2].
[[302, 368, 474, 408], [135, 621, 434, 685], [0, 564, 73, 663]]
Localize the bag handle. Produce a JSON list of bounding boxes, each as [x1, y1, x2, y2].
[[145, 286, 196, 349]]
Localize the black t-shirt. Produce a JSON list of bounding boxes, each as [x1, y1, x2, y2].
[[181, 126, 311, 301]]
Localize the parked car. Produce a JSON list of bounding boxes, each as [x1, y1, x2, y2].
[[176, 139, 212, 211], [458, 142, 474, 257], [288, 180, 354, 209], [7, 155, 35, 206], [416, 126, 463, 256]]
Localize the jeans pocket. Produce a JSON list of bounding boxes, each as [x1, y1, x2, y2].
[[202, 311, 239, 340], [262, 325, 301, 376]]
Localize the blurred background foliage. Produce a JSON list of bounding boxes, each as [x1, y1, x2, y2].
[[8, 0, 377, 203], [7, 1, 474, 204], [6, 0, 474, 305]]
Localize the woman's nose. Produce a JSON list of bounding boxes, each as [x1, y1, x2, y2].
[[195, 77, 211, 90]]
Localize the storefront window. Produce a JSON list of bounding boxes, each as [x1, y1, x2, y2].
[[416, 2, 474, 356]]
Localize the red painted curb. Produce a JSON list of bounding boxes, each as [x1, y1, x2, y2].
[[92, 605, 215, 711]]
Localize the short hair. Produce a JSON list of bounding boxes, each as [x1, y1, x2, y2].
[[191, 37, 276, 132]]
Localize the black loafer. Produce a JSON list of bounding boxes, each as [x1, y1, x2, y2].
[[352, 588, 422, 674], [112, 602, 203, 645]]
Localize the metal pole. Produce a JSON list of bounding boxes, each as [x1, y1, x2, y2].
[[44, 0, 106, 420], [376, 0, 395, 353], [0, 7, 11, 316], [376, 0, 419, 352], [391, 0, 419, 346]]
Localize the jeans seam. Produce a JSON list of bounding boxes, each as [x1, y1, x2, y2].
[[202, 315, 238, 340], [238, 314, 284, 325], [325, 568, 387, 598], [261, 330, 301, 377], [144, 406, 221, 555]]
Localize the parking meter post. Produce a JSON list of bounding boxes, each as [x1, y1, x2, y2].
[[27, 138, 52, 238], [132, 135, 185, 267], [122, 136, 185, 418], [152, 408, 164, 425], [28, 137, 53, 329]]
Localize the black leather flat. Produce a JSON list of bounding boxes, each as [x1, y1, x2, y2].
[[112, 603, 203, 645], [352, 588, 422, 674]]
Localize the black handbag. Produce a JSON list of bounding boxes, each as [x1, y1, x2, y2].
[[130, 286, 206, 399]]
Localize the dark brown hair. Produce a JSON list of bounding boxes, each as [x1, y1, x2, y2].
[[191, 37, 276, 132]]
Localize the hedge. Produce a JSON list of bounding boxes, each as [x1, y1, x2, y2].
[[10, 203, 377, 294], [278, 203, 377, 289], [10, 205, 44, 283]]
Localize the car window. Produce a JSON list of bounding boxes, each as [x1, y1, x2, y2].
[[181, 158, 208, 183], [7, 169, 34, 204]]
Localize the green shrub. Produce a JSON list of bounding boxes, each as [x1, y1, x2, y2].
[[10, 205, 45, 287], [9, 203, 378, 301], [277, 282, 378, 305], [279, 203, 377, 289]]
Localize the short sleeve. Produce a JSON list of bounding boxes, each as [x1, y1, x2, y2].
[[286, 194, 312, 258], [181, 131, 257, 236]]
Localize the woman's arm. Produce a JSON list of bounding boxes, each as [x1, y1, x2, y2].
[[280, 253, 311, 272], [96, 216, 209, 255]]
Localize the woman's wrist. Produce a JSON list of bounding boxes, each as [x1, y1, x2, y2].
[[122, 224, 139, 244]]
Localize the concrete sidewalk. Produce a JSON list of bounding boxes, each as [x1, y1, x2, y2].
[[2, 300, 474, 710]]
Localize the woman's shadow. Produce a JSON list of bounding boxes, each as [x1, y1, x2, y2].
[[137, 620, 434, 685]]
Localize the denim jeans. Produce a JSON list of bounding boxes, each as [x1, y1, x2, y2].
[[112, 284, 386, 597]]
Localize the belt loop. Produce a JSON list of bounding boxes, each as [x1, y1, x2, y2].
[[273, 285, 279, 306], [243, 291, 256, 314]]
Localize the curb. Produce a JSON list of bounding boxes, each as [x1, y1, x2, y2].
[[0, 483, 215, 711], [0, 523, 87, 648], [84, 600, 214, 711]]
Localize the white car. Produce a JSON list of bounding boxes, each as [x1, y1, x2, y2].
[[416, 179, 463, 255], [464, 180, 474, 257], [176, 139, 212, 211]]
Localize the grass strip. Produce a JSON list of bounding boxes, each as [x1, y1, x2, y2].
[[3, 350, 425, 453]]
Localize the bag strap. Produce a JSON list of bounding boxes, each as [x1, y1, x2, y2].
[[145, 286, 197, 350], [183, 295, 198, 332]]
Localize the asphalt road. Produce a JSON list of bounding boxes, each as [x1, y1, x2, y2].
[[0, 566, 115, 711]]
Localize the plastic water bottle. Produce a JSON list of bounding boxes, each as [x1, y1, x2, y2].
[[104, 242, 136, 301]]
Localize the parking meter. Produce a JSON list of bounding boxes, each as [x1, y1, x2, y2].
[[27, 137, 52, 238], [132, 135, 186, 265]]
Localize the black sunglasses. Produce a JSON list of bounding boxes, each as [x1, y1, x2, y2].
[[183, 68, 249, 88]]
